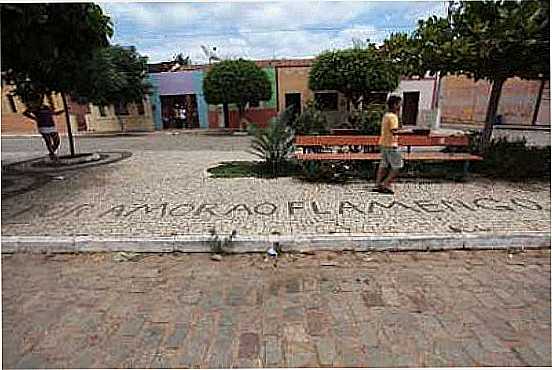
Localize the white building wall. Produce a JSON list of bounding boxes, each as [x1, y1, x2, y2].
[[393, 79, 436, 110]]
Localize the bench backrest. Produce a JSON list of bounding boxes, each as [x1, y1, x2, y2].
[[295, 135, 469, 147]]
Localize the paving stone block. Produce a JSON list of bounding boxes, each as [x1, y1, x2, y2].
[[238, 332, 260, 359], [263, 335, 283, 366], [206, 333, 235, 369], [15, 352, 48, 369], [512, 345, 549, 366], [165, 323, 189, 349], [286, 341, 318, 368], [363, 346, 397, 368], [362, 290, 385, 308], [285, 278, 302, 294], [315, 337, 337, 366], [118, 315, 146, 337], [176, 321, 212, 367], [358, 321, 379, 348]]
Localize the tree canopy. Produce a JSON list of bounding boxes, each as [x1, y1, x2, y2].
[[203, 59, 271, 108], [402, 1, 549, 81], [74, 45, 151, 107], [203, 59, 272, 128], [309, 44, 401, 108], [382, 0, 549, 149], [1, 3, 113, 101], [1, 3, 151, 154]]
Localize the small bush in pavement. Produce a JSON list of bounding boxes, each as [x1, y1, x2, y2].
[[248, 108, 296, 177]]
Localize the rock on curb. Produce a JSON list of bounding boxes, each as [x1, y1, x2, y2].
[[1, 232, 550, 254]]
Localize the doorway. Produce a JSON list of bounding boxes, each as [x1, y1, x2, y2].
[[160, 94, 200, 129], [285, 93, 301, 119], [402, 91, 420, 126]]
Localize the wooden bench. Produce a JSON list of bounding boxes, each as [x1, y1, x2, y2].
[[293, 134, 483, 176]]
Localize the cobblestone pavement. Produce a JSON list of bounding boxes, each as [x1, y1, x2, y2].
[[2, 249, 550, 368], [2, 148, 550, 238]]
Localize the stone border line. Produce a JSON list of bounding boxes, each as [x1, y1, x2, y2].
[[2, 231, 549, 254], [3, 151, 133, 174]]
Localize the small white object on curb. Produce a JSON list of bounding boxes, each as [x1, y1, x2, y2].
[[267, 246, 278, 257], [211, 254, 222, 261]]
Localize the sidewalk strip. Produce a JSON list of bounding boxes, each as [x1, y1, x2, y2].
[[2, 232, 549, 254]]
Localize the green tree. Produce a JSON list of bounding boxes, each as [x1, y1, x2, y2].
[[173, 53, 191, 66], [203, 59, 272, 128], [309, 44, 401, 110], [1, 3, 113, 156], [384, 1, 549, 150], [74, 45, 151, 131]]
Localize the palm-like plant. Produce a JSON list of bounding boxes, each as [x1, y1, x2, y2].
[[249, 107, 295, 177]]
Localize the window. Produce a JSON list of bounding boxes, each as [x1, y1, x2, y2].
[[285, 93, 301, 118], [363, 92, 388, 106], [7, 94, 17, 113], [315, 92, 338, 111], [98, 105, 107, 117], [114, 101, 129, 116], [137, 101, 145, 115]]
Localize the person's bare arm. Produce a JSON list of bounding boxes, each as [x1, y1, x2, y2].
[[391, 128, 413, 134], [22, 110, 36, 120]]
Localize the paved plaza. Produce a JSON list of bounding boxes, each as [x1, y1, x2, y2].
[[2, 133, 551, 369], [3, 249, 551, 368], [2, 134, 550, 241]]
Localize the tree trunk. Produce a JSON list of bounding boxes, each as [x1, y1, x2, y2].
[[223, 103, 230, 129], [480, 78, 505, 152], [238, 104, 244, 130], [61, 92, 76, 157], [531, 78, 545, 126]]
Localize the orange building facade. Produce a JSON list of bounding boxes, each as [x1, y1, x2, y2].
[[440, 75, 550, 126]]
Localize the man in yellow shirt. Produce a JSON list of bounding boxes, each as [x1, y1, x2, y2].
[[373, 96, 406, 194]]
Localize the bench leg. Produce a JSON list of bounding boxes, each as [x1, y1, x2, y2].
[[463, 160, 470, 178]]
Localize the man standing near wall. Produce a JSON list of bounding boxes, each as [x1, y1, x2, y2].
[[372, 96, 408, 194]]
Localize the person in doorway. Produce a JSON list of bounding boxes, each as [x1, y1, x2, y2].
[[23, 104, 63, 161], [372, 95, 409, 194], [173, 104, 187, 129], [180, 106, 187, 128]]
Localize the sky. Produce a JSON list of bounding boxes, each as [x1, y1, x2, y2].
[[100, 1, 447, 64]]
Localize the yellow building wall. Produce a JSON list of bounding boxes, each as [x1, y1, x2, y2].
[[86, 97, 155, 132], [1, 84, 77, 135], [441, 75, 549, 125], [1, 82, 154, 134], [277, 66, 348, 124], [277, 66, 314, 112]]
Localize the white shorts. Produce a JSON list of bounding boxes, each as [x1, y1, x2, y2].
[[38, 126, 57, 134]]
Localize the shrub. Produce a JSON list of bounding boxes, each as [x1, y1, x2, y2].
[[299, 160, 355, 183], [347, 104, 385, 135], [248, 108, 295, 177], [289, 100, 330, 135], [469, 135, 550, 180]]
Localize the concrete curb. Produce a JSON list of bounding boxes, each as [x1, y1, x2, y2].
[[2, 231, 550, 254]]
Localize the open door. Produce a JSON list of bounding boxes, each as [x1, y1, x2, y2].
[[402, 91, 420, 126], [285, 93, 301, 120]]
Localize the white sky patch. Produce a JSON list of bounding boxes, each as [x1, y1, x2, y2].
[[100, 1, 445, 63]]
